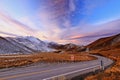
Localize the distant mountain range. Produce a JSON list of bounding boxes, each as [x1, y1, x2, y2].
[[0, 36, 54, 54], [87, 33, 120, 51], [0, 36, 85, 54], [0, 33, 119, 54], [48, 42, 85, 52]]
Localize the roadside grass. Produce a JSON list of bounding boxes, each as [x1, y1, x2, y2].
[[85, 49, 120, 80], [0, 52, 96, 69]]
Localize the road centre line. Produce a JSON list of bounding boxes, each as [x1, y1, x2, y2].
[[43, 65, 100, 80], [0, 63, 95, 80]]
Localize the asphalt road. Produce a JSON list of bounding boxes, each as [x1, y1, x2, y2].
[[0, 55, 113, 80]]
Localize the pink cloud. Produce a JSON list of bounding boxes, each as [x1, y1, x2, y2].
[[67, 19, 120, 45], [0, 13, 43, 40]]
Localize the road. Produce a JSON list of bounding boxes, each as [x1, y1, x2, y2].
[[0, 55, 113, 80]]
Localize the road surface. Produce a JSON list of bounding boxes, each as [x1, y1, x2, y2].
[[0, 55, 113, 80]]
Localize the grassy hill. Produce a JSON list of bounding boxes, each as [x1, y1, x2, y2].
[[87, 33, 120, 51], [85, 33, 120, 80]]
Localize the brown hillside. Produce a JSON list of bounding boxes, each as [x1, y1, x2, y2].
[[87, 33, 120, 51], [85, 33, 120, 80]]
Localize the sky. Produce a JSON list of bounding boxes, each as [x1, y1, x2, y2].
[[0, 0, 120, 45]]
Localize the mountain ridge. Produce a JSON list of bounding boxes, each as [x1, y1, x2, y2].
[[87, 33, 120, 51], [0, 36, 54, 54]]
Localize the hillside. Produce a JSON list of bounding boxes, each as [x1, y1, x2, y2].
[[85, 33, 120, 80], [0, 36, 54, 54], [0, 36, 84, 54], [0, 37, 31, 54], [87, 33, 120, 51], [48, 42, 85, 53]]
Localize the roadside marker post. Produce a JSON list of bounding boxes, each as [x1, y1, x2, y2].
[[70, 55, 75, 62], [100, 60, 104, 70], [86, 47, 90, 53]]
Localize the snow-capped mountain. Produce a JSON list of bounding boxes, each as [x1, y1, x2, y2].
[[0, 36, 54, 54], [14, 36, 54, 52]]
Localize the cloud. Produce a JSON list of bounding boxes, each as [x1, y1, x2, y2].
[[0, 12, 38, 36], [37, 0, 113, 44], [0, 31, 18, 37], [69, 0, 76, 12], [37, 0, 78, 43], [0, 12, 35, 32], [18, 1, 120, 45], [67, 19, 120, 45], [0, 0, 118, 45], [0, 12, 44, 39], [38, 0, 69, 42]]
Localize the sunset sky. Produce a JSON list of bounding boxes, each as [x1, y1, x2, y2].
[[0, 0, 120, 45]]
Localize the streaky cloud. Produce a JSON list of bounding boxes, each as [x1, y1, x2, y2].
[[0, 31, 18, 37], [67, 19, 120, 45], [0, 12, 36, 33]]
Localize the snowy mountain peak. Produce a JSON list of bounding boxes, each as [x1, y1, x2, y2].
[[0, 36, 55, 54], [19, 36, 42, 43]]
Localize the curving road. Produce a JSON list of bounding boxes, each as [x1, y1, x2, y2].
[[0, 55, 113, 80]]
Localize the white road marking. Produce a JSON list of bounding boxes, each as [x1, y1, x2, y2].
[[0, 63, 94, 79], [43, 65, 100, 80]]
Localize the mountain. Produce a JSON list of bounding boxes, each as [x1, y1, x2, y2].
[[0, 36, 54, 54], [0, 36, 31, 54], [14, 36, 54, 52], [87, 33, 120, 51], [48, 42, 85, 52], [62, 43, 85, 52]]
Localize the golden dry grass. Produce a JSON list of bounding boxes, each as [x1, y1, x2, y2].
[[0, 52, 96, 69], [85, 49, 120, 80]]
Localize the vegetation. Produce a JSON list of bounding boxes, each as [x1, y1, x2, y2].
[[0, 52, 96, 69], [85, 49, 120, 80]]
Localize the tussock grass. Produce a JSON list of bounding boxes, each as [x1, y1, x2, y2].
[[0, 52, 96, 68], [85, 49, 120, 80]]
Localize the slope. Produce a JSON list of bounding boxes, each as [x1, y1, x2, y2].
[[87, 33, 120, 51]]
